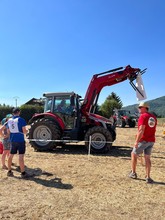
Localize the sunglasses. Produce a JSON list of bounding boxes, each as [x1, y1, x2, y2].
[[138, 106, 148, 109]]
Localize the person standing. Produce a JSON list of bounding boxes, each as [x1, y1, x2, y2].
[[129, 102, 157, 183], [7, 108, 28, 178], [0, 114, 12, 169]]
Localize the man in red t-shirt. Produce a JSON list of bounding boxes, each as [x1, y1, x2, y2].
[[129, 102, 157, 183]]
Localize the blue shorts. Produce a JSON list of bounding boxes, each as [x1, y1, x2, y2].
[[10, 142, 26, 155], [132, 141, 154, 155]]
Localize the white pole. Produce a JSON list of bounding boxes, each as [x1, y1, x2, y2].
[[88, 136, 91, 160]]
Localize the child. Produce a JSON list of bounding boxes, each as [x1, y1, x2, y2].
[[0, 114, 12, 169]]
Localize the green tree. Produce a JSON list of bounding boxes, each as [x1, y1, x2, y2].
[[107, 92, 123, 108], [100, 92, 123, 118]]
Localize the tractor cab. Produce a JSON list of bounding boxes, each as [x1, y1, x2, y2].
[[43, 92, 80, 129]]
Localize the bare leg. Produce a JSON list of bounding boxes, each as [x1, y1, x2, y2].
[[2, 151, 6, 167], [2, 150, 10, 167], [8, 154, 14, 171], [131, 152, 138, 173], [19, 154, 25, 173], [144, 154, 151, 178]]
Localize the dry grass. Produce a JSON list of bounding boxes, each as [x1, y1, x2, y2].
[[0, 123, 165, 220]]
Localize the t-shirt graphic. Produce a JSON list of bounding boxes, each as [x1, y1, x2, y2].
[[8, 118, 19, 133], [148, 117, 156, 128]]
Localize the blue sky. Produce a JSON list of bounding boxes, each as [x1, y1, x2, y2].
[[0, 0, 164, 107]]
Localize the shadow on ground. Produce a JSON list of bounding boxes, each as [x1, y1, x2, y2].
[[34, 144, 132, 158], [11, 165, 73, 189], [132, 177, 165, 186]]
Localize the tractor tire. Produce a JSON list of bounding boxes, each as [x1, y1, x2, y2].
[[128, 120, 136, 128], [118, 119, 126, 128], [27, 118, 61, 151], [84, 126, 113, 153]]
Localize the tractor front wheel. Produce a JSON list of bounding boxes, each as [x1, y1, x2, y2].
[[118, 119, 126, 128], [84, 126, 113, 153]]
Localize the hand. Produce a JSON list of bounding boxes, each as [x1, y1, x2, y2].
[[3, 134, 8, 138], [134, 142, 138, 148]]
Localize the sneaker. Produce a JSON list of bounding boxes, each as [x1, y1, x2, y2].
[[128, 171, 137, 179], [15, 167, 21, 172], [7, 170, 14, 177], [146, 177, 154, 184], [21, 172, 30, 179], [2, 165, 8, 170]]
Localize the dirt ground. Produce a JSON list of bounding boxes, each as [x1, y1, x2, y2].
[[0, 123, 165, 220]]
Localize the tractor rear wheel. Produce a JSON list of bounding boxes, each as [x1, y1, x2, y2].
[[84, 126, 113, 153], [128, 120, 136, 128], [27, 118, 61, 151]]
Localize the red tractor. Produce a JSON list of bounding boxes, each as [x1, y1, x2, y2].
[[113, 109, 137, 128], [27, 65, 146, 153]]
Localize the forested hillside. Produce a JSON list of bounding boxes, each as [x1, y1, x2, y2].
[[123, 96, 165, 117]]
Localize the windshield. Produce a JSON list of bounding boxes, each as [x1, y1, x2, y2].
[[44, 97, 53, 112], [44, 95, 76, 115]]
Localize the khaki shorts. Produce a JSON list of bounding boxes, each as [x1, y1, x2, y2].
[[2, 138, 11, 150], [132, 141, 154, 155]]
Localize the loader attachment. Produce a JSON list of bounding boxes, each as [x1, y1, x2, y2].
[[129, 68, 147, 101]]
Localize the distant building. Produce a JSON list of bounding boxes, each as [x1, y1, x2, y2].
[[24, 98, 44, 106]]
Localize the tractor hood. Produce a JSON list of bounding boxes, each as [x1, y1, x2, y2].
[[88, 113, 114, 126]]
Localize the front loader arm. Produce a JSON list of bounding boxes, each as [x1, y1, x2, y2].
[[81, 65, 146, 114]]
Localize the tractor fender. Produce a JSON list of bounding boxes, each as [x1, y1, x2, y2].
[[28, 112, 65, 130]]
